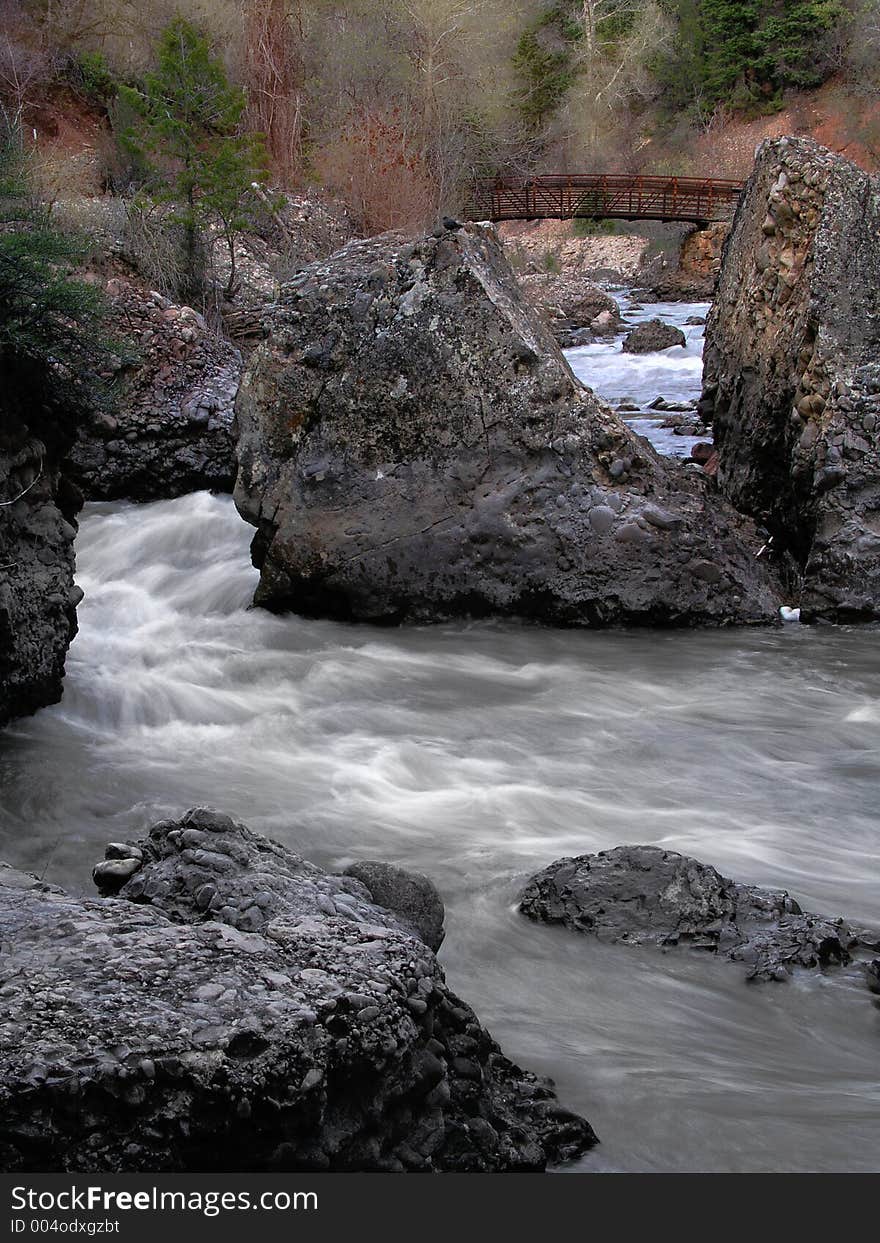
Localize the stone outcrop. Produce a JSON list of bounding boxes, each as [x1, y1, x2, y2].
[[0, 809, 597, 1172], [653, 223, 729, 300], [702, 138, 880, 622], [234, 222, 782, 628], [520, 845, 880, 984], [622, 319, 686, 354], [64, 279, 241, 501], [0, 409, 81, 727]]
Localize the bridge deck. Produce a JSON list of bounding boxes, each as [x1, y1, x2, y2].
[[466, 174, 744, 226]]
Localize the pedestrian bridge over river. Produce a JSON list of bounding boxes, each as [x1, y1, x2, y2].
[[466, 174, 744, 227]]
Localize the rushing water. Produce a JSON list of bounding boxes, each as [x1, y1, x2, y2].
[[565, 294, 710, 458], [1, 302, 879, 1174]]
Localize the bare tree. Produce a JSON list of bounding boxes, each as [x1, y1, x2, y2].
[[243, 0, 304, 180]]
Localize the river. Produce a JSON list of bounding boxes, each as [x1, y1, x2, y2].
[[1, 303, 878, 1172]]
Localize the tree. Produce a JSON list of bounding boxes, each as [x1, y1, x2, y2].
[[119, 16, 269, 303], [660, 0, 845, 114], [0, 121, 113, 426], [243, 0, 305, 181]]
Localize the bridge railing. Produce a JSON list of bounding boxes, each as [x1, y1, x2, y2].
[[466, 173, 745, 225]]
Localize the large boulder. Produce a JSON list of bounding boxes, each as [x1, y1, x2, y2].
[[520, 845, 878, 984], [621, 319, 686, 354], [234, 223, 781, 627], [702, 138, 880, 622], [64, 279, 241, 501], [0, 810, 597, 1172], [0, 410, 81, 727]]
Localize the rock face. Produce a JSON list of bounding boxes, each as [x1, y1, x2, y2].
[[234, 223, 782, 627], [64, 279, 241, 501], [0, 810, 597, 1172], [0, 410, 81, 727], [520, 845, 878, 983], [653, 223, 729, 300], [702, 138, 880, 622], [622, 319, 686, 354]]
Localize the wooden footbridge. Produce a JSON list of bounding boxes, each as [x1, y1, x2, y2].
[[465, 174, 745, 226]]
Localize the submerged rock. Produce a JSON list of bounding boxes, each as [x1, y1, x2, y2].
[[702, 138, 880, 622], [0, 810, 596, 1172], [64, 280, 241, 501], [622, 320, 686, 354], [0, 411, 80, 726], [520, 845, 877, 984], [234, 222, 781, 627]]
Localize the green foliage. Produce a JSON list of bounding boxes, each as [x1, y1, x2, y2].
[[0, 127, 114, 426], [67, 51, 117, 105], [655, 0, 844, 115], [513, 6, 578, 130], [572, 216, 619, 236], [118, 16, 269, 302]]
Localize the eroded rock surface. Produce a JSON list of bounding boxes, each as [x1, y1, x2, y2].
[[702, 138, 880, 622], [0, 810, 596, 1172], [520, 845, 878, 983], [234, 222, 781, 627], [64, 279, 241, 501], [0, 410, 81, 726]]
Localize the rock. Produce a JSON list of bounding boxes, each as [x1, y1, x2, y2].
[[518, 272, 621, 340], [590, 309, 618, 335], [0, 408, 80, 726], [653, 223, 729, 300], [702, 138, 880, 622], [622, 320, 686, 354], [520, 845, 876, 984], [234, 223, 782, 627], [0, 811, 597, 1172], [343, 861, 445, 951], [498, 221, 651, 288], [689, 442, 715, 466], [63, 280, 242, 501]]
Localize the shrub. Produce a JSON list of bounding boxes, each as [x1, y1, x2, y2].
[[0, 123, 115, 426]]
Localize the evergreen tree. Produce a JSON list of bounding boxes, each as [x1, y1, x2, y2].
[[657, 0, 844, 115], [119, 17, 269, 303]]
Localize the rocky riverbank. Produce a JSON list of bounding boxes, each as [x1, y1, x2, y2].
[[0, 809, 596, 1172], [64, 279, 241, 502]]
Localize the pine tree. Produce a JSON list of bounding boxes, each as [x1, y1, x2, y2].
[[119, 16, 269, 304]]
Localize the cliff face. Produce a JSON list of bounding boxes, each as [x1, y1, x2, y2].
[[0, 404, 81, 727], [234, 223, 781, 628], [703, 138, 880, 622]]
